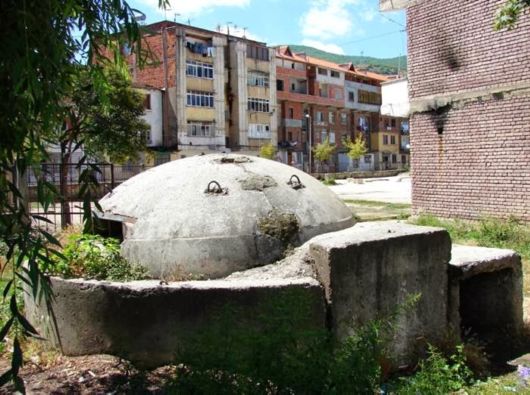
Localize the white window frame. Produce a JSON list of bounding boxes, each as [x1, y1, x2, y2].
[[248, 123, 271, 139], [187, 121, 214, 137], [247, 98, 270, 113], [247, 71, 269, 87], [186, 61, 214, 79], [186, 91, 214, 108]]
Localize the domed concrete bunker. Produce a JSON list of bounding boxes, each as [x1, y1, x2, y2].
[[95, 154, 355, 279]]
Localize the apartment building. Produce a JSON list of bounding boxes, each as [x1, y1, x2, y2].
[[124, 21, 277, 158], [275, 46, 391, 172]]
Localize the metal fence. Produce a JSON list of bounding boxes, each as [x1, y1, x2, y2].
[[27, 163, 152, 232]]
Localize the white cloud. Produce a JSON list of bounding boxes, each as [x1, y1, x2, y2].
[[360, 8, 376, 22], [299, 0, 363, 40], [301, 39, 345, 55], [138, 0, 250, 17]]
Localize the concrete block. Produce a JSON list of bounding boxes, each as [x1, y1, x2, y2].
[[25, 276, 326, 368], [449, 244, 523, 338], [309, 221, 451, 365]]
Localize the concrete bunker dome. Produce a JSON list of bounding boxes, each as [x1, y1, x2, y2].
[[96, 154, 354, 279]]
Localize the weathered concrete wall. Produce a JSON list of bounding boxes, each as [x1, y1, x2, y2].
[[25, 277, 326, 368], [449, 244, 523, 338], [309, 221, 451, 365], [407, 0, 530, 222]]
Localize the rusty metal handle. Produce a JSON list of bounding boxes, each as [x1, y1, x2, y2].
[[287, 175, 305, 190], [205, 180, 227, 194]]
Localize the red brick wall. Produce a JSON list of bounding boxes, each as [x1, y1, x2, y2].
[[408, 0, 530, 221], [128, 28, 177, 89], [411, 95, 530, 221], [408, 0, 530, 98]]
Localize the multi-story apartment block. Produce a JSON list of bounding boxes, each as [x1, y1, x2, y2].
[[123, 21, 277, 159], [275, 46, 390, 172]]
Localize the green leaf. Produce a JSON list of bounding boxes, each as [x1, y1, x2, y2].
[[12, 337, 23, 375], [0, 369, 12, 387], [0, 317, 14, 342], [2, 280, 13, 300]]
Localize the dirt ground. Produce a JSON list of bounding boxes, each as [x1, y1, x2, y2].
[[0, 354, 177, 394]]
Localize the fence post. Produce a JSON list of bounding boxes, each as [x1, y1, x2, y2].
[[111, 163, 115, 189]]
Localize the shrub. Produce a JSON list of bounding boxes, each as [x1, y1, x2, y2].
[[259, 143, 276, 159], [45, 233, 148, 281], [397, 345, 473, 394], [322, 176, 337, 185]]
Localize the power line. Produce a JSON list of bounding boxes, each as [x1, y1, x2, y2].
[[379, 12, 405, 28], [340, 29, 405, 46]]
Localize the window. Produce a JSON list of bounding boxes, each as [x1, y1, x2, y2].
[[289, 108, 294, 119], [390, 135, 396, 145], [328, 112, 335, 124], [277, 79, 284, 91], [358, 116, 368, 132], [330, 70, 340, 78], [316, 111, 324, 123], [391, 119, 396, 127], [392, 154, 397, 163], [288, 132, 293, 141], [248, 123, 271, 138], [247, 71, 269, 87], [247, 98, 270, 113], [334, 90, 343, 100], [384, 119, 389, 128], [247, 45, 269, 61], [186, 91, 214, 107], [186, 61, 214, 79], [358, 90, 382, 105], [383, 135, 389, 145], [187, 121, 214, 137], [401, 155, 407, 164], [348, 91, 355, 102], [364, 155, 372, 163], [291, 83, 296, 91], [340, 113, 347, 125], [291, 63, 295, 69], [143, 94, 151, 110], [318, 67, 327, 76], [321, 129, 328, 141], [401, 120, 409, 133], [329, 131, 335, 144]]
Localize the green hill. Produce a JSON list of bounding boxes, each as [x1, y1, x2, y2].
[[288, 45, 407, 76]]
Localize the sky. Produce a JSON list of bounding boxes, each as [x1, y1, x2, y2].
[[127, 0, 407, 59]]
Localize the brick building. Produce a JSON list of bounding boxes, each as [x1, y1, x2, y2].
[[381, 0, 530, 221], [275, 46, 394, 172], [123, 21, 277, 158]]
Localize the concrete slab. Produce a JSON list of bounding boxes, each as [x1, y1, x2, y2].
[[25, 276, 326, 368], [308, 221, 451, 366], [448, 244, 523, 338], [328, 175, 411, 204]]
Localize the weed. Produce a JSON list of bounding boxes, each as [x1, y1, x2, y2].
[[43, 233, 149, 281], [322, 176, 337, 186], [396, 344, 473, 394]]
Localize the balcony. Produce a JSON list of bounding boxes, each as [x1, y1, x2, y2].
[[283, 118, 303, 128]]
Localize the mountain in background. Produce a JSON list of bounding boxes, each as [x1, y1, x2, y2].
[[288, 45, 407, 76]]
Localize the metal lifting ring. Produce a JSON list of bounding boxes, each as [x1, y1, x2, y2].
[[287, 174, 305, 190], [205, 180, 227, 194]]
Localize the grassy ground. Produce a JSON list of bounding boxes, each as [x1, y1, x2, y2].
[[344, 199, 411, 222], [411, 215, 530, 293]]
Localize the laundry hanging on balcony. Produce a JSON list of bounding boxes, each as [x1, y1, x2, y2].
[[186, 41, 215, 57]]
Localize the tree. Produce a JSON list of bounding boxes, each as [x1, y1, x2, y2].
[[343, 135, 368, 170], [312, 138, 336, 172], [0, 0, 162, 390], [57, 66, 150, 227], [495, 0, 530, 29], [259, 143, 276, 160]]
